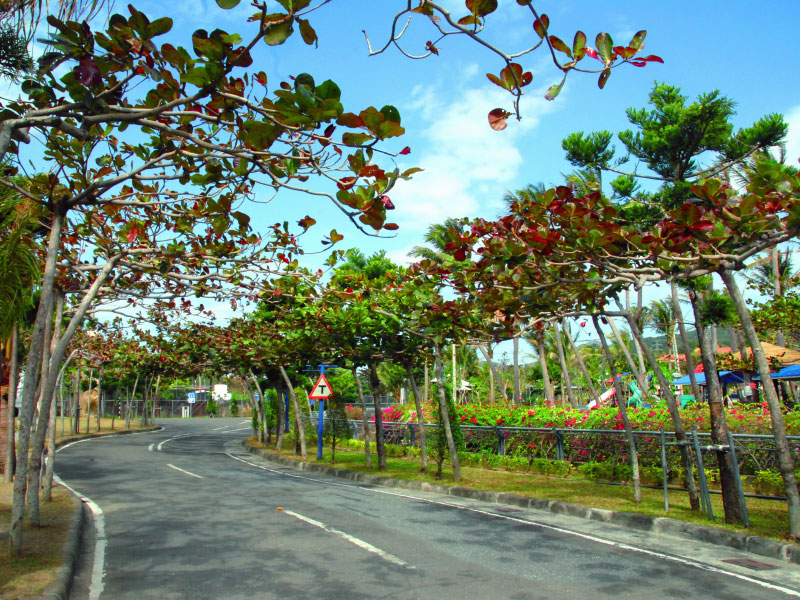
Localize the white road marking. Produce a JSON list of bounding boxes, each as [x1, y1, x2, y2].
[[54, 475, 106, 600], [282, 509, 412, 568], [223, 427, 252, 433], [147, 443, 154, 452], [157, 434, 193, 451], [226, 452, 800, 597], [167, 463, 204, 479], [212, 426, 227, 431]]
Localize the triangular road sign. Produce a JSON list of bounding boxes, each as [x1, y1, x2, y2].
[[308, 374, 333, 399]]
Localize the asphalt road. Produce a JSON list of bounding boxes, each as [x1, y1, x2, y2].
[[55, 418, 800, 600]]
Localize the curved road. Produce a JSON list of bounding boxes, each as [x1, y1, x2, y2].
[[55, 418, 800, 599]]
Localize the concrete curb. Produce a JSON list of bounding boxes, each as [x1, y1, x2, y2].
[[242, 440, 799, 565], [39, 492, 86, 600]]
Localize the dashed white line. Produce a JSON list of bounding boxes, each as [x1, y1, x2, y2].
[[157, 434, 193, 451], [282, 509, 413, 569], [167, 463, 204, 479], [226, 452, 800, 597]]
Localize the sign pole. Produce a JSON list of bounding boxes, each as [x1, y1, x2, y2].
[[317, 365, 326, 460]]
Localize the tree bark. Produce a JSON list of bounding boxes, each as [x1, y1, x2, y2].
[[433, 343, 461, 482], [565, 325, 600, 403], [352, 367, 371, 468], [249, 370, 267, 444], [512, 335, 521, 403], [4, 324, 17, 482], [10, 211, 63, 555], [689, 285, 743, 524], [368, 362, 387, 470], [721, 269, 799, 537], [621, 305, 701, 511], [405, 363, 427, 474], [479, 345, 507, 402], [534, 329, 556, 405], [279, 366, 306, 459], [553, 320, 577, 407], [606, 316, 647, 399], [672, 282, 701, 401], [593, 316, 641, 503]]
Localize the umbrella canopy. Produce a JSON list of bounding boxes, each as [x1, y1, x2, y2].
[[671, 371, 745, 385]]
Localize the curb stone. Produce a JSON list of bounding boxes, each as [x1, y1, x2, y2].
[[242, 439, 799, 565]]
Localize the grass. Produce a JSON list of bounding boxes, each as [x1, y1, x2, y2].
[[0, 418, 157, 598], [251, 437, 794, 543]]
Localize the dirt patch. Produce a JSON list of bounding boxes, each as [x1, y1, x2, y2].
[[0, 482, 74, 599]]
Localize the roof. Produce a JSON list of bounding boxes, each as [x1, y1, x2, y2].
[[671, 371, 745, 385]]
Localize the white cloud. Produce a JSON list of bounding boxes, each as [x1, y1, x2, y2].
[[785, 105, 800, 168], [390, 81, 558, 232]]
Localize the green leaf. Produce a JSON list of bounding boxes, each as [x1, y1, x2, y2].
[[595, 32, 613, 64], [572, 31, 586, 59], [215, 0, 241, 8], [147, 17, 173, 37], [466, 0, 498, 18], [264, 19, 294, 46], [545, 75, 566, 101], [182, 67, 211, 87], [548, 35, 572, 58], [629, 30, 647, 51], [297, 18, 317, 46]]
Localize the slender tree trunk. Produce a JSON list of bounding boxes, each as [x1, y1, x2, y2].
[[44, 352, 75, 503], [42, 293, 64, 503], [10, 212, 64, 554], [671, 282, 701, 401], [352, 367, 372, 468], [565, 325, 600, 402], [621, 305, 701, 511], [479, 345, 507, 401], [593, 316, 641, 503], [424, 362, 429, 405], [152, 374, 160, 422], [512, 336, 521, 403], [126, 374, 139, 430], [73, 369, 81, 434], [368, 362, 387, 470], [633, 288, 649, 392], [85, 368, 93, 434], [606, 316, 647, 398], [405, 363, 427, 474], [553, 320, 577, 407], [249, 370, 267, 444], [534, 330, 556, 405], [96, 368, 104, 431], [433, 343, 461, 482], [4, 324, 17, 482], [274, 381, 285, 450], [451, 343, 458, 406], [721, 269, 799, 537], [689, 287, 743, 524], [279, 366, 306, 459]]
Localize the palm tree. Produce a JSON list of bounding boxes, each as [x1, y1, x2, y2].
[[644, 298, 679, 372], [408, 217, 465, 263]]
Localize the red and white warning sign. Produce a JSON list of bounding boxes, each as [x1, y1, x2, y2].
[[308, 374, 333, 399]]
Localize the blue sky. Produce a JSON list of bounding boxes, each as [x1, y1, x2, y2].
[[5, 1, 799, 360], [115, 0, 800, 271]]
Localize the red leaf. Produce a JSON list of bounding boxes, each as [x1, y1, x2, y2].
[[399, 146, 411, 155], [126, 225, 139, 243], [641, 55, 664, 63], [584, 47, 600, 60], [453, 248, 467, 261], [73, 57, 103, 87], [380, 195, 395, 210], [425, 40, 439, 56], [323, 124, 335, 138], [488, 108, 510, 131]]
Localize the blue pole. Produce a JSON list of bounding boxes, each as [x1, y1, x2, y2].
[[317, 365, 326, 460]]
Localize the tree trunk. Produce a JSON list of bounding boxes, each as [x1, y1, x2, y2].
[[621, 305, 701, 511], [274, 382, 285, 450], [606, 316, 647, 399], [689, 286, 743, 525], [565, 325, 600, 403], [553, 321, 577, 407], [44, 351, 75, 503], [4, 324, 18, 482], [126, 373, 139, 430], [279, 366, 306, 459], [512, 336, 521, 403], [672, 282, 701, 401], [152, 374, 160, 422], [721, 269, 799, 537], [249, 371, 267, 445], [405, 363, 427, 474], [352, 367, 372, 468], [479, 345, 507, 402], [633, 288, 649, 392], [534, 330, 556, 405], [368, 362, 387, 470], [593, 316, 641, 503], [10, 212, 63, 555], [85, 368, 93, 434], [433, 343, 461, 482]]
